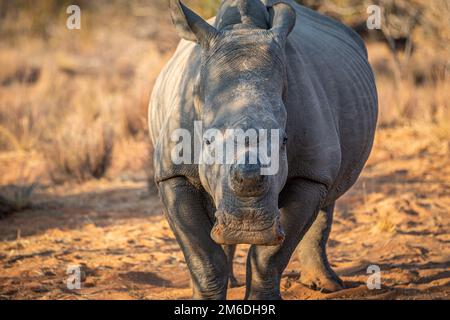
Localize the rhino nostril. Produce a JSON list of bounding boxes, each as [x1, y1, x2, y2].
[[230, 163, 267, 194], [232, 164, 259, 179]]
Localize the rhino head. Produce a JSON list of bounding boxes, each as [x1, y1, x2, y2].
[[170, 0, 296, 246]]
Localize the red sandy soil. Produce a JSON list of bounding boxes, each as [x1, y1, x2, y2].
[[0, 126, 449, 300]]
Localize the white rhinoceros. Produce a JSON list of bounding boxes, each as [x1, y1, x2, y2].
[[148, 0, 377, 299]]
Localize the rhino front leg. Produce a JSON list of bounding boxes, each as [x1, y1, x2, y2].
[[245, 179, 327, 300], [158, 177, 228, 299], [297, 202, 344, 292]]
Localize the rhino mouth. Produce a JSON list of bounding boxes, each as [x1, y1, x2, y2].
[[210, 210, 285, 246]]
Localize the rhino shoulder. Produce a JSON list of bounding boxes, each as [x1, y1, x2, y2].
[[149, 40, 202, 184]]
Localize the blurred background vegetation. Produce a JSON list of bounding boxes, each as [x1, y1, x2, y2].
[[0, 0, 448, 214]]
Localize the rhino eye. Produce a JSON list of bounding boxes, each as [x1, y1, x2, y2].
[[283, 136, 288, 145]]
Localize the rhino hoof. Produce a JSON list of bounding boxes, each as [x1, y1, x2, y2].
[[300, 269, 344, 293]]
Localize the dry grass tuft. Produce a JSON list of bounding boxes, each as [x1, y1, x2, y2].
[[0, 183, 36, 218], [46, 114, 115, 183], [373, 210, 397, 234]]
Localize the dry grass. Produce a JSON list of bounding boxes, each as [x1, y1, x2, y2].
[[372, 208, 397, 234], [0, 1, 172, 186], [0, 0, 448, 187], [369, 43, 450, 128], [0, 183, 36, 218], [46, 114, 115, 183]]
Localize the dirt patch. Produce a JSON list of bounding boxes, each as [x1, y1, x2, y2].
[[0, 126, 449, 300]]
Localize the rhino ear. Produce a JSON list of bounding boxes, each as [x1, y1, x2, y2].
[[269, 2, 296, 43], [169, 0, 218, 48]]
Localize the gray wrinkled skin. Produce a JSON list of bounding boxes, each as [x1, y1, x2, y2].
[[148, 0, 378, 299]]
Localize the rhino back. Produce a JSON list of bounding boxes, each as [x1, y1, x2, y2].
[[282, 2, 378, 199]]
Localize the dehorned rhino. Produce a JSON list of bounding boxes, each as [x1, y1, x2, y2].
[[148, 0, 377, 299]]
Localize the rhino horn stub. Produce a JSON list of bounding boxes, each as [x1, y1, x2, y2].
[[268, 2, 296, 43], [169, 0, 218, 47], [237, 0, 270, 28]]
